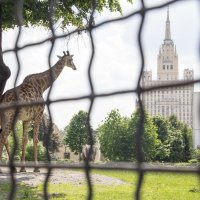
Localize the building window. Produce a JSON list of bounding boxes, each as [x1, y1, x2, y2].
[[167, 65, 169, 69], [163, 65, 165, 69], [170, 65, 173, 69]]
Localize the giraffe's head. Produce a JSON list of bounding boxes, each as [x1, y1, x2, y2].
[[57, 51, 76, 70]]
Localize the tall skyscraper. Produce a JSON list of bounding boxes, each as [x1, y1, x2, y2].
[[141, 9, 194, 128]]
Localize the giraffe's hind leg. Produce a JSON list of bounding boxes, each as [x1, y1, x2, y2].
[[20, 121, 30, 172], [33, 108, 44, 173], [0, 118, 13, 173]]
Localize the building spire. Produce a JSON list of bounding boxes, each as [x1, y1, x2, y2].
[[167, 6, 169, 21], [165, 6, 171, 41]]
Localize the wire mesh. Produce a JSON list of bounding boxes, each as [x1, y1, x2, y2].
[[0, 0, 199, 200]]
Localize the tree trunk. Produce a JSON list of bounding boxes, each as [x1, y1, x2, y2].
[[0, 4, 11, 99]]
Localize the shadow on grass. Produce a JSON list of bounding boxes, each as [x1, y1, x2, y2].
[[189, 187, 200, 193], [48, 193, 67, 198]]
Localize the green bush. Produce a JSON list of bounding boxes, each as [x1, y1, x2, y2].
[[188, 159, 199, 164], [26, 141, 47, 161], [191, 149, 200, 162], [1, 150, 8, 163]]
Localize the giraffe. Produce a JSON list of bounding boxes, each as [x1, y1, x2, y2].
[[0, 51, 76, 173]]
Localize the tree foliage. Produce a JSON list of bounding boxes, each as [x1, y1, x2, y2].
[[98, 109, 193, 162], [98, 109, 133, 161], [98, 109, 159, 161], [0, 0, 133, 99], [4, 117, 61, 161], [153, 115, 192, 162], [1, 0, 133, 29], [29, 114, 62, 155], [191, 149, 200, 162], [152, 115, 170, 142], [6, 122, 24, 161], [40, 114, 62, 154], [128, 109, 159, 161], [152, 116, 171, 161], [64, 110, 94, 157], [26, 141, 47, 161], [168, 115, 192, 162]]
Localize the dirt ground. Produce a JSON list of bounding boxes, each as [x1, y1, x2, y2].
[[0, 167, 125, 186]]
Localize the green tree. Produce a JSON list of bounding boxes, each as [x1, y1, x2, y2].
[[28, 114, 62, 155], [40, 115, 62, 155], [6, 122, 24, 161], [26, 141, 47, 161], [152, 115, 193, 162], [168, 115, 185, 131], [42, 123, 62, 155], [64, 110, 94, 159], [152, 115, 170, 142], [3, 121, 29, 161], [182, 125, 192, 162], [152, 116, 171, 161], [154, 142, 170, 161], [6, 117, 60, 161], [167, 115, 192, 162], [128, 109, 159, 161], [0, 0, 133, 98], [98, 109, 133, 161], [191, 149, 200, 162], [168, 130, 184, 162], [98, 109, 160, 162]]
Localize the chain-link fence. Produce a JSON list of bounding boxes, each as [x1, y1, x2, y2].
[[0, 0, 200, 199]]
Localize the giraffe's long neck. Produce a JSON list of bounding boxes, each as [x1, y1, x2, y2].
[[41, 59, 65, 92], [23, 59, 65, 94]]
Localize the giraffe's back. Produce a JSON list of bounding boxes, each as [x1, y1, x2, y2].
[[0, 84, 44, 122]]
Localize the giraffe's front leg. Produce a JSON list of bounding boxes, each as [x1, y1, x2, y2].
[[5, 141, 11, 160], [33, 120, 40, 173], [0, 146, 3, 173], [5, 141, 17, 173], [0, 121, 3, 173], [0, 139, 4, 173], [20, 121, 30, 172]]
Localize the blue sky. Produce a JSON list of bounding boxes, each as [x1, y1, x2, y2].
[[2, 0, 200, 129]]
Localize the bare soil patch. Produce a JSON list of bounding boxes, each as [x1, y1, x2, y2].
[[0, 168, 125, 186]]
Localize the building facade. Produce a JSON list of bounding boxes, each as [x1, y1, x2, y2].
[[141, 9, 194, 128], [192, 93, 200, 149]]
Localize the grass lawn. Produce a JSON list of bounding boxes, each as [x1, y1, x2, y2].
[[0, 170, 199, 200]]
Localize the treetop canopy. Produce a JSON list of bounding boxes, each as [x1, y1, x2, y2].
[[1, 0, 133, 29]]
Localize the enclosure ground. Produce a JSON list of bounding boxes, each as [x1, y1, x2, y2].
[[0, 168, 199, 200], [0, 167, 125, 186]]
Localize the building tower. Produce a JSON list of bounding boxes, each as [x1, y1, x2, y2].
[[157, 8, 178, 81], [141, 9, 194, 128]]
